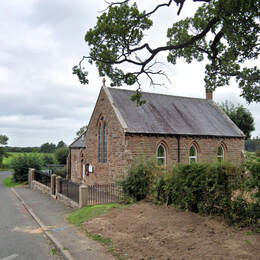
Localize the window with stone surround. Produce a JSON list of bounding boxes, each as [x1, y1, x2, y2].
[[189, 145, 197, 164], [157, 144, 166, 166], [98, 117, 107, 163]]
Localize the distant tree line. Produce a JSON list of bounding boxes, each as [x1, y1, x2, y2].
[[5, 146, 40, 153], [5, 140, 68, 153]]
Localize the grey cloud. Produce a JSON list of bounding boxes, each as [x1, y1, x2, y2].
[[0, 1, 259, 147]]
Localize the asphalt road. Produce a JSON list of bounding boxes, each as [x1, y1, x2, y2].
[[0, 171, 62, 260]]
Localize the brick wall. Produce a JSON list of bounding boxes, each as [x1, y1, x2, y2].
[[84, 88, 127, 184], [125, 134, 245, 166], [70, 148, 86, 183]]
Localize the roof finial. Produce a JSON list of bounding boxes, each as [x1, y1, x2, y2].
[[102, 77, 106, 88]]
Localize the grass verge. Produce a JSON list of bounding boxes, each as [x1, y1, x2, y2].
[[0, 168, 10, 171], [67, 203, 126, 226], [3, 175, 26, 188]]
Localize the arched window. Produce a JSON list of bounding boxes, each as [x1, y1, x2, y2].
[[103, 123, 107, 163], [217, 145, 224, 162], [98, 122, 103, 162], [189, 145, 197, 164], [98, 117, 107, 163], [157, 144, 166, 166]]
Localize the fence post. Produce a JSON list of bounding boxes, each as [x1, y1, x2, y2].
[[28, 168, 35, 188], [79, 185, 88, 208], [28, 168, 31, 187], [51, 174, 56, 195], [56, 176, 62, 195]]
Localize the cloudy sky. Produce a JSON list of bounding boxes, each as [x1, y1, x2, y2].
[[0, 0, 259, 147]]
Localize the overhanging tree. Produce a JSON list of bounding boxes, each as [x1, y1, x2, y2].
[[73, 0, 260, 104]]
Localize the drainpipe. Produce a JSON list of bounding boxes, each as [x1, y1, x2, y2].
[[177, 135, 181, 163]]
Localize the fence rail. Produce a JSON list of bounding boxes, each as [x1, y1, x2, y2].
[[35, 170, 51, 187], [32, 169, 122, 206], [60, 179, 80, 203], [87, 183, 122, 205]]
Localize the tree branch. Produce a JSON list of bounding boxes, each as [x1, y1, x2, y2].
[[142, 0, 173, 17], [220, 71, 260, 81], [140, 17, 219, 71], [211, 30, 224, 58], [104, 0, 212, 17]]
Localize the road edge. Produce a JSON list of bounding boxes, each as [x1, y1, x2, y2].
[[11, 188, 74, 260]]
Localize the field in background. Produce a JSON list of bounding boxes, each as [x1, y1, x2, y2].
[[2, 152, 55, 169]]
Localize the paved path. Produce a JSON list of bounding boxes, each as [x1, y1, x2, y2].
[[0, 171, 62, 260], [13, 178, 115, 260]]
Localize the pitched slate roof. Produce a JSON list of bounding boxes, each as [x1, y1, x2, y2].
[[69, 132, 86, 148], [107, 87, 245, 138]]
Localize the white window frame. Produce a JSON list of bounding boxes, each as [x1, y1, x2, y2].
[[189, 145, 197, 164], [157, 144, 166, 166], [217, 145, 224, 162]]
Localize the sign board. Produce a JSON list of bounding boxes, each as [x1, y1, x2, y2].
[[88, 164, 93, 173]]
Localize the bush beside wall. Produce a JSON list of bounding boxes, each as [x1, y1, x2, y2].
[[120, 157, 157, 201], [11, 154, 42, 182], [121, 159, 260, 226]]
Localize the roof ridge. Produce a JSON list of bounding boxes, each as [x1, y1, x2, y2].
[[107, 87, 206, 101]]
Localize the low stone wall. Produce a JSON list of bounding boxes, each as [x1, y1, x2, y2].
[[29, 169, 84, 209], [32, 180, 51, 195], [32, 180, 79, 208], [31, 181, 79, 208], [56, 192, 79, 209]]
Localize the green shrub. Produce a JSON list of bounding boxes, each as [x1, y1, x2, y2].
[[199, 163, 244, 217], [244, 161, 260, 203], [172, 163, 209, 212], [54, 147, 69, 164], [11, 154, 42, 182], [52, 165, 66, 178], [120, 157, 156, 201], [125, 158, 259, 226], [153, 162, 253, 223], [42, 154, 55, 166], [229, 196, 259, 226], [153, 173, 176, 205]]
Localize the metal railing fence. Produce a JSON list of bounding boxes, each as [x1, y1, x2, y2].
[[35, 170, 51, 187], [60, 179, 80, 203], [87, 183, 122, 205]]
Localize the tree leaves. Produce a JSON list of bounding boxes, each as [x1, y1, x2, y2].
[[74, 0, 260, 103], [0, 135, 8, 145], [219, 101, 255, 139]]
